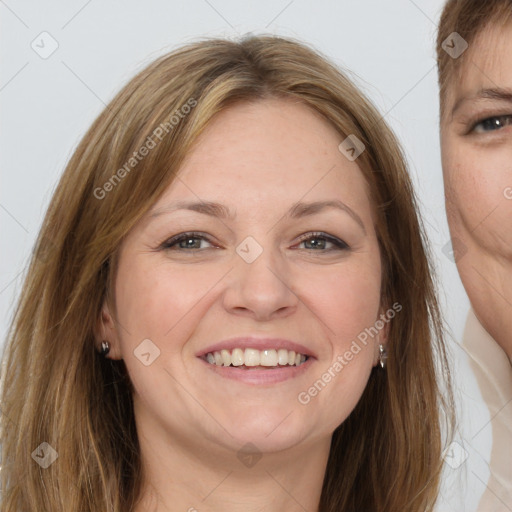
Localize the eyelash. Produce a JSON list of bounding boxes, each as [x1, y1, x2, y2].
[[296, 232, 349, 251], [158, 231, 349, 252], [159, 231, 216, 251], [470, 114, 512, 134]]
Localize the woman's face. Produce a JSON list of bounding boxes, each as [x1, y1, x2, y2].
[[440, 22, 512, 356], [103, 98, 384, 455]]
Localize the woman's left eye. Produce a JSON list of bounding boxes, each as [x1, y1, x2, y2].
[[295, 232, 349, 251], [471, 115, 512, 134]]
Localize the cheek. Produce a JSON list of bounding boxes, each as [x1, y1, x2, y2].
[[304, 260, 382, 341], [443, 142, 512, 254], [293, 256, 382, 411], [293, 259, 381, 429], [322, 270, 380, 378], [114, 256, 222, 347], [442, 141, 479, 215], [112, 258, 226, 404]]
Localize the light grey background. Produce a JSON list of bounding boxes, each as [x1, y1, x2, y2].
[[0, 1, 493, 510]]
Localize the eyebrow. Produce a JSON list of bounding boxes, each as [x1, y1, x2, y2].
[[452, 87, 512, 116], [150, 200, 232, 219], [150, 199, 366, 233]]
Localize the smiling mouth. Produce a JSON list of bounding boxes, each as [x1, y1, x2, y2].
[[202, 348, 309, 369]]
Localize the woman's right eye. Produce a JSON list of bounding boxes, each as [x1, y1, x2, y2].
[[159, 232, 215, 251], [471, 115, 512, 134]]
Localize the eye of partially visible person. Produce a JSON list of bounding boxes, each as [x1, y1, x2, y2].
[[471, 114, 512, 133]]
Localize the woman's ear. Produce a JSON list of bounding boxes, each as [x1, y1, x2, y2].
[[94, 301, 122, 359], [372, 308, 390, 367]]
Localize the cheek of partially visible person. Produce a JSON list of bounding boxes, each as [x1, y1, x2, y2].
[[443, 130, 512, 257], [100, 98, 385, 459], [440, 22, 512, 358]]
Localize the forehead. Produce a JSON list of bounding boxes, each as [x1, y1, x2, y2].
[[147, 98, 376, 228], [176, 98, 368, 195], [447, 22, 512, 107], [189, 97, 339, 153]]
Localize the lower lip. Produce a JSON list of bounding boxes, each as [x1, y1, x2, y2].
[[198, 357, 314, 385]]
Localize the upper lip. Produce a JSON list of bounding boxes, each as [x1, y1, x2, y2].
[[196, 336, 315, 358]]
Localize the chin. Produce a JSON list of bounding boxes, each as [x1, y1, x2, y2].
[[220, 410, 313, 453]]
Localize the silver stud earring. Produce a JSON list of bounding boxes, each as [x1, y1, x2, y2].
[[100, 340, 110, 357], [379, 344, 387, 369]]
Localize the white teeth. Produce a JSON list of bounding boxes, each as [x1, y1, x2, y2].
[[213, 351, 223, 366], [277, 349, 288, 365], [203, 348, 308, 367], [231, 348, 244, 366], [244, 348, 260, 366], [260, 349, 278, 366], [221, 349, 231, 366]]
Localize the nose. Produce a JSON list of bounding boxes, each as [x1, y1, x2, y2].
[[221, 244, 299, 321]]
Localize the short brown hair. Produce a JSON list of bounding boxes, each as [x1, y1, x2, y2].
[[436, 0, 512, 113]]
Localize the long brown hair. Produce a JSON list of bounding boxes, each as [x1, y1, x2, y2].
[[1, 35, 453, 511]]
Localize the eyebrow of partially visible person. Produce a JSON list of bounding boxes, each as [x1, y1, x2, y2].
[[452, 87, 512, 116], [149, 199, 366, 233]]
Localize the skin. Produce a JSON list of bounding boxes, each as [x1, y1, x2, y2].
[[441, 22, 512, 363], [97, 98, 386, 511]]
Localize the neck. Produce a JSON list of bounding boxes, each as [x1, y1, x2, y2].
[[133, 412, 330, 512]]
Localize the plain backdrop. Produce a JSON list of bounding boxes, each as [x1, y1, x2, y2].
[[0, 1, 495, 510]]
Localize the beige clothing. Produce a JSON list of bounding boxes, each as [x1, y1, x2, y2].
[[463, 309, 512, 511]]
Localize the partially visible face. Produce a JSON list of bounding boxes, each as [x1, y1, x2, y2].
[[441, 21, 512, 358], [103, 98, 385, 457]]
